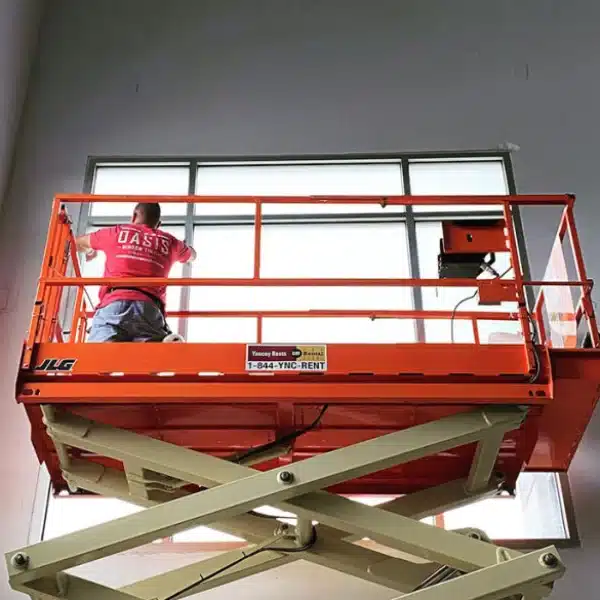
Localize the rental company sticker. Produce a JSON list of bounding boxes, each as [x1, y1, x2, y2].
[[246, 345, 327, 372]]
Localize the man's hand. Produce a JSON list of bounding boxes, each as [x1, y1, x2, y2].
[[76, 234, 92, 253], [75, 234, 98, 261]]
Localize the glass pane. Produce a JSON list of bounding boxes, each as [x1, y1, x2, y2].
[[173, 527, 243, 543], [188, 225, 255, 342], [410, 160, 508, 213], [191, 223, 410, 279], [263, 317, 415, 343], [162, 226, 185, 333], [44, 474, 566, 543], [189, 286, 411, 311], [443, 473, 567, 540], [44, 495, 141, 540], [91, 166, 189, 216], [188, 223, 413, 342], [192, 225, 255, 278], [186, 317, 257, 343], [261, 223, 409, 278], [416, 222, 520, 343], [195, 163, 404, 215]]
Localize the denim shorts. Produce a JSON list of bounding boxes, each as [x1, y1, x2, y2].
[[87, 300, 170, 342]]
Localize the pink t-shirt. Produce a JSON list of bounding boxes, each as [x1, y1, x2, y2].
[[89, 224, 192, 310]]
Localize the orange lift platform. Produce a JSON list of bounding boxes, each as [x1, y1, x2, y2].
[[5, 193, 600, 600]]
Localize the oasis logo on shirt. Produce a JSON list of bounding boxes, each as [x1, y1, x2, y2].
[[117, 229, 170, 255]]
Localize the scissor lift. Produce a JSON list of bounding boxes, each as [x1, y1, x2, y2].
[[5, 193, 600, 600]]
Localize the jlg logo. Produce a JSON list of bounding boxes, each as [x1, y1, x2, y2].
[[35, 358, 77, 372]]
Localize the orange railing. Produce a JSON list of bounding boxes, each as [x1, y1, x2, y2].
[[23, 194, 599, 370], [533, 201, 599, 348]]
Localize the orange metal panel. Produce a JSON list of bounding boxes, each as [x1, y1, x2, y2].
[[23, 402, 542, 495], [526, 349, 600, 470], [24, 343, 532, 377], [19, 381, 552, 404], [441, 220, 507, 254]]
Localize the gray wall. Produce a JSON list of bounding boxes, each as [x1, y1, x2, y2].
[[1, 0, 600, 597], [0, 2, 44, 599], [0, 0, 44, 205]]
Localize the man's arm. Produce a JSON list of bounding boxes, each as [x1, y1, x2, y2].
[[173, 238, 196, 263], [75, 234, 98, 260], [75, 234, 92, 252], [77, 227, 116, 261]]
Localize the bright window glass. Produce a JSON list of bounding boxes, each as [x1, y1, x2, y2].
[[195, 163, 404, 215], [261, 317, 414, 343], [410, 159, 508, 213], [188, 222, 414, 343], [91, 166, 189, 216], [44, 495, 142, 540], [261, 223, 408, 278], [443, 473, 567, 539], [43, 473, 567, 543]]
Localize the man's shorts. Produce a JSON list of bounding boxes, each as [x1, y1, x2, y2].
[[87, 300, 170, 342]]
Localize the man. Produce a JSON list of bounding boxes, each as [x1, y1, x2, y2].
[[76, 202, 196, 342]]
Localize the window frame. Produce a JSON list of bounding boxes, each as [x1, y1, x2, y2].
[[79, 151, 517, 341], [48, 150, 579, 550]]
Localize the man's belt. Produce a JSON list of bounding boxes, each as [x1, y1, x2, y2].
[[107, 287, 166, 315]]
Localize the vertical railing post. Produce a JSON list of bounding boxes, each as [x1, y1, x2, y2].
[[471, 318, 480, 345], [77, 310, 88, 342], [23, 198, 62, 368], [534, 290, 548, 347], [564, 199, 600, 347], [41, 213, 70, 341], [503, 202, 536, 374], [69, 235, 85, 342], [557, 205, 569, 241], [70, 288, 84, 341], [254, 199, 263, 343]]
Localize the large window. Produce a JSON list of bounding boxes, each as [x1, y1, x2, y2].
[[40, 154, 577, 549], [43, 472, 573, 547], [80, 156, 519, 344]]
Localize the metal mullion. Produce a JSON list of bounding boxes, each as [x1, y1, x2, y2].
[[556, 472, 580, 547], [93, 160, 190, 167], [89, 150, 507, 166], [402, 160, 425, 342], [178, 162, 198, 340], [88, 216, 187, 227]]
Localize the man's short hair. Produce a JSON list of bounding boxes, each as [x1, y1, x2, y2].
[[133, 202, 161, 228]]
